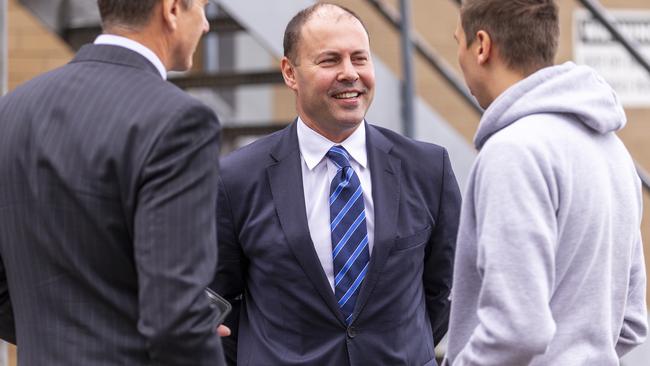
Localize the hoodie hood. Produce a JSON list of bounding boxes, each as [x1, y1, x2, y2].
[[474, 62, 627, 150]]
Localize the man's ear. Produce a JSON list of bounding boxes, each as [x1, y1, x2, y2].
[[161, 0, 181, 31], [475, 30, 492, 65], [280, 57, 298, 91]]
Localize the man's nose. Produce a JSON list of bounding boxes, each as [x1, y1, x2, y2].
[[337, 58, 360, 83]]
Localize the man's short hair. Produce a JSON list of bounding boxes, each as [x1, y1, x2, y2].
[[283, 3, 369, 64], [461, 0, 559, 74], [97, 0, 194, 29]]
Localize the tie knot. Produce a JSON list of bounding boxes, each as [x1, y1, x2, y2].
[[326, 146, 352, 169]]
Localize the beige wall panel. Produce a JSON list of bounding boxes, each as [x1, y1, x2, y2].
[[411, 0, 480, 141], [271, 54, 298, 122], [272, 84, 298, 121], [7, 0, 73, 91], [413, 0, 461, 74]]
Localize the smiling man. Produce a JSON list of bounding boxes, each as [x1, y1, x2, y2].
[[210, 3, 461, 366]]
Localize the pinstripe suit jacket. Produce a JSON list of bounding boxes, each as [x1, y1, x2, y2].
[[0, 44, 225, 365]]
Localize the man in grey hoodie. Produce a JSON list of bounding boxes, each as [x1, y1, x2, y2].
[[444, 1, 648, 365]]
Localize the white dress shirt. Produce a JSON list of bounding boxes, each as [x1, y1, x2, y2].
[[94, 34, 167, 80], [297, 118, 374, 292]]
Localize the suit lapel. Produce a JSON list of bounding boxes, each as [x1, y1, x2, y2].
[[351, 124, 401, 321], [267, 122, 345, 325]]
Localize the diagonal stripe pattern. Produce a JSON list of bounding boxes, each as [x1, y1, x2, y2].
[[327, 146, 370, 324]]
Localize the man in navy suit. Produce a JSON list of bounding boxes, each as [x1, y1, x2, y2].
[[212, 3, 461, 365], [0, 0, 226, 364]]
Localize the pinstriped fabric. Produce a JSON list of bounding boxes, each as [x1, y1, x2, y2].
[[0, 44, 225, 365], [327, 146, 369, 324]]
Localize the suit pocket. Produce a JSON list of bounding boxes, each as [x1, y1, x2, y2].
[[392, 226, 431, 252]]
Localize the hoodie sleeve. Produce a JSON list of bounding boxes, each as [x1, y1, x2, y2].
[[616, 231, 648, 357], [453, 140, 558, 366]]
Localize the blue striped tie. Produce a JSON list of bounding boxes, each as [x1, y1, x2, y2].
[[327, 146, 370, 324]]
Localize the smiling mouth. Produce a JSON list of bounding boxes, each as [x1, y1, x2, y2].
[[333, 91, 361, 99]]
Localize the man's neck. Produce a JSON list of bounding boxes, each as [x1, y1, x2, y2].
[[104, 26, 171, 71], [299, 117, 362, 144], [485, 65, 527, 107]]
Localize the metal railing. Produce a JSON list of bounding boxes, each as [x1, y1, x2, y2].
[[578, 0, 650, 75], [399, 0, 415, 137], [169, 70, 283, 90], [365, 0, 483, 115]]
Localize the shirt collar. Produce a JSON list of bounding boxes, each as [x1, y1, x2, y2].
[[297, 117, 368, 171], [94, 34, 167, 80]]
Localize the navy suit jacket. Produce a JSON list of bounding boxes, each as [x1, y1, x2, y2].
[[212, 121, 461, 365], [0, 44, 225, 365]]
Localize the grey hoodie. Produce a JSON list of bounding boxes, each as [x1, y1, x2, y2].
[[445, 62, 648, 365]]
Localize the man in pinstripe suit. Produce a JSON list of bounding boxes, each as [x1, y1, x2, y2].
[[0, 0, 226, 364]]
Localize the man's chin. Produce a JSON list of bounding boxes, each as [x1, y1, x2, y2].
[[169, 59, 193, 73], [331, 111, 366, 126], [335, 117, 364, 128]]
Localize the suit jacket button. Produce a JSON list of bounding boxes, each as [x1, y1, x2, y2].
[[347, 326, 357, 338]]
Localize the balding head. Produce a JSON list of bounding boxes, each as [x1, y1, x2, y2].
[[283, 3, 369, 64]]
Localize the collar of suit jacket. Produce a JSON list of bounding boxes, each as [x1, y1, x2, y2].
[[296, 117, 368, 171]]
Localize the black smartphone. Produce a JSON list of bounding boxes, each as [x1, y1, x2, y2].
[[205, 287, 232, 325]]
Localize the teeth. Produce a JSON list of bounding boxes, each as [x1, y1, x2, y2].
[[334, 92, 360, 99]]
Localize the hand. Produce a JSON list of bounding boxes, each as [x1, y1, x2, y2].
[[217, 324, 231, 337]]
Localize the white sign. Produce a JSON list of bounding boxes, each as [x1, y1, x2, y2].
[[573, 9, 650, 108]]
